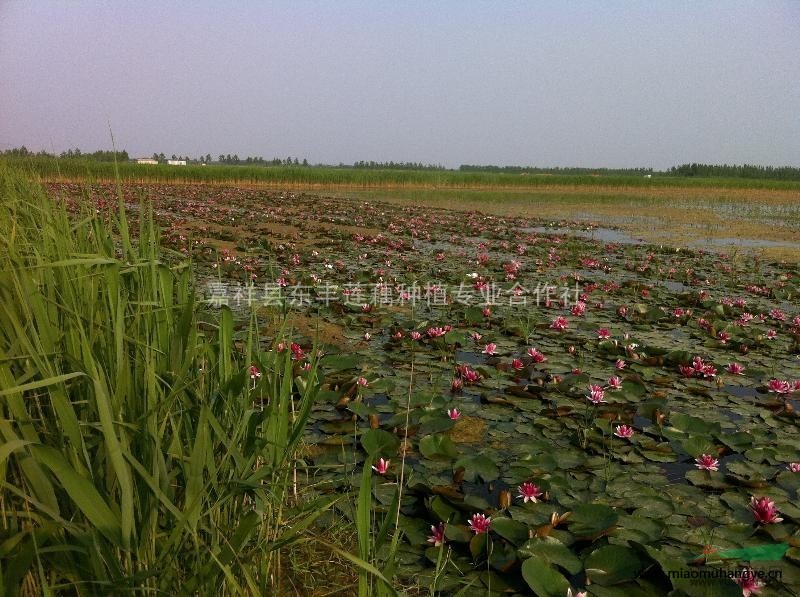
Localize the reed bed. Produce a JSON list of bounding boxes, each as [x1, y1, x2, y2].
[[5, 156, 800, 191], [0, 166, 341, 594]]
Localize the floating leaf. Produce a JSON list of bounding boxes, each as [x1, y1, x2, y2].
[[453, 455, 499, 482], [360, 428, 399, 456], [419, 434, 458, 459], [489, 516, 529, 546], [519, 537, 582, 575], [568, 503, 618, 537], [520, 555, 571, 597], [685, 469, 730, 490], [585, 545, 642, 585]]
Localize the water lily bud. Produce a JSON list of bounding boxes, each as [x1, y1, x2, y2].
[[498, 490, 512, 509]]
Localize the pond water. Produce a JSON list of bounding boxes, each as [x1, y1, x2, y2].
[[521, 226, 641, 244]]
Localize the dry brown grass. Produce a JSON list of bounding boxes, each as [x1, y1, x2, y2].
[[279, 525, 360, 596]]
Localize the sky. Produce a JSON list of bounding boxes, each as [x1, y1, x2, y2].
[[1, 1, 798, 169]]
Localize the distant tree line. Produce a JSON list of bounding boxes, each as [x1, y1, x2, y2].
[[213, 155, 309, 167], [461, 163, 800, 181], [3, 147, 799, 180], [0, 147, 312, 167], [667, 163, 800, 181], [353, 161, 446, 171], [2, 146, 129, 162], [151, 154, 312, 166], [459, 165, 654, 176]]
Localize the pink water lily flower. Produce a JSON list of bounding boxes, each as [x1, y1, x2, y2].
[[726, 362, 745, 375], [587, 384, 606, 404], [511, 358, 524, 371], [450, 378, 463, 392], [290, 343, 305, 360], [356, 377, 369, 387], [468, 513, 491, 534], [447, 408, 461, 420], [428, 522, 445, 547], [607, 376, 623, 390], [567, 590, 588, 597], [571, 302, 586, 316], [682, 356, 717, 378], [410, 330, 422, 341], [372, 458, 390, 475], [700, 364, 717, 378], [615, 359, 627, 370], [734, 568, 764, 596], [457, 365, 481, 384], [517, 482, 543, 503], [788, 462, 800, 473], [527, 347, 547, 363], [597, 328, 611, 339], [614, 425, 634, 439], [749, 496, 783, 524], [483, 343, 497, 355], [249, 365, 262, 379], [767, 379, 791, 394], [551, 316, 569, 330], [695, 454, 719, 472]]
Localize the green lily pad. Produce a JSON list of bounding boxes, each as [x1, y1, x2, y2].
[[520, 555, 571, 597], [361, 428, 400, 456], [469, 532, 488, 561], [686, 469, 730, 489], [489, 516, 529, 546], [419, 433, 459, 459], [585, 545, 642, 585], [453, 454, 500, 482], [518, 537, 583, 575], [568, 503, 619, 537], [669, 413, 721, 435]]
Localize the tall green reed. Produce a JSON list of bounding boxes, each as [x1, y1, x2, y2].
[[0, 166, 332, 594]]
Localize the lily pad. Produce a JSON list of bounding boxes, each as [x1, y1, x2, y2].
[[520, 555, 571, 597], [585, 545, 642, 585], [568, 503, 619, 538], [518, 537, 582, 575], [419, 433, 459, 459]]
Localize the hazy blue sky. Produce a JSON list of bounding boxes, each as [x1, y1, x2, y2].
[[1, 1, 798, 168]]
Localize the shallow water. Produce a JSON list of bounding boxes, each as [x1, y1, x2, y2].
[[520, 226, 641, 244], [663, 280, 692, 293]]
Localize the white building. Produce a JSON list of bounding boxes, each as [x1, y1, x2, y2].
[[167, 159, 187, 166], [136, 158, 159, 165]]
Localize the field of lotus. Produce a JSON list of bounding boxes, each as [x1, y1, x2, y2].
[[3, 174, 799, 595]]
